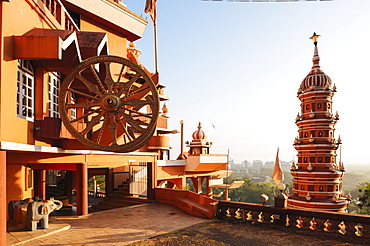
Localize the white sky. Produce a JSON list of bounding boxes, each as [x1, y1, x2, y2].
[[123, 0, 370, 165]]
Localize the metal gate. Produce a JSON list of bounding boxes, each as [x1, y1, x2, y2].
[[129, 162, 148, 197]]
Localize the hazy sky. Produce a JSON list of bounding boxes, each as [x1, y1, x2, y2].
[[123, 0, 370, 165]]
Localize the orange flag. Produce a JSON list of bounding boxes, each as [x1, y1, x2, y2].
[[272, 148, 284, 185], [145, 0, 157, 23]]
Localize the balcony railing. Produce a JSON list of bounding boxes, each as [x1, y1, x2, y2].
[[217, 201, 369, 238]]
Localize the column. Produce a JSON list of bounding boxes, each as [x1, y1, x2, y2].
[[0, 151, 6, 246], [76, 163, 88, 215], [205, 176, 212, 197], [34, 169, 46, 200], [147, 162, 155, 201], [66, 171, 73, 205], [191, 177, 202, 194]]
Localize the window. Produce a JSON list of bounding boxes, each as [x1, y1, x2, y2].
[[17, 60, 34, 121], [27, 168, 33, 189], [48, 72, 61, 118], [318, 131, 322, 137], [317, 103, 321, 109], [318, 157, 322, 163]]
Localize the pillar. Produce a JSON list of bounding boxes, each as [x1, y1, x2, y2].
[[34, 169, 46, 200], [105, 168, 113, 195], [191, 177, 202, 194], [224, 188, 229, 201], [147, 162, 155, 201], [66, 171, 73, 205], [0, 151, 6, 246], [205, 176, 212, 197], [76, 163, 88, 215]]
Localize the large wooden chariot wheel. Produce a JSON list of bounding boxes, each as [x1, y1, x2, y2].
[[59, 55, 159, 152]]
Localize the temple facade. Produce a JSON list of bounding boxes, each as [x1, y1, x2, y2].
[[0, 0, 229, 243], [288, 34, 348, 212]]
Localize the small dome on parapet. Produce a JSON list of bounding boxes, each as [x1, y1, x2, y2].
[[192, 122, 207, 140]]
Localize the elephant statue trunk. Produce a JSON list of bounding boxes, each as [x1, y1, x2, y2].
[[26, 197, 63, 231]]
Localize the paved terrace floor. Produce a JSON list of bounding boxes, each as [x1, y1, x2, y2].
[[7, 203, 206, 246]]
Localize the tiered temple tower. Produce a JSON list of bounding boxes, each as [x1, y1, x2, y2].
[[288, 33, 348, 212]]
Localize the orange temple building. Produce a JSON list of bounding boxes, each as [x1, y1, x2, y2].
[[288, 33, 348, 212], [0, 0, 230, 243]]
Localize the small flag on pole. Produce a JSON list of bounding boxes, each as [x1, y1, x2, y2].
[[272, 148, 284, 185], [145, 0, 157, 23]]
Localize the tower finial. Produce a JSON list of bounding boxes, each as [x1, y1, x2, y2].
[[310, 32, 321, 46]]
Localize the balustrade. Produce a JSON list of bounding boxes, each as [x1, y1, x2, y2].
[[217, 200, 370, 239]]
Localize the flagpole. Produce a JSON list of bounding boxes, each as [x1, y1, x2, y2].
[[153, 21, 158, 73]]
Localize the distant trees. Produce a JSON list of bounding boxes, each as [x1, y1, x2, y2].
[[212, 177, 292, 205], [348, 182, 370, 214]]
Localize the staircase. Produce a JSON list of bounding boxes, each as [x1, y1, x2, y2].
[[89, 183, 148, 213], [47, 179, 68, 202]]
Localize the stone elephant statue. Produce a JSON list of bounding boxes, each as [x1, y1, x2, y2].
[[26, 197, 63, 231]]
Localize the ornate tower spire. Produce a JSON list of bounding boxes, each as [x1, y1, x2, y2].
[[309, 32, 321, 74], [288, 33, 348, 213]]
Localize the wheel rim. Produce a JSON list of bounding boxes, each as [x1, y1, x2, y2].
[[59, 55, 159, 152]]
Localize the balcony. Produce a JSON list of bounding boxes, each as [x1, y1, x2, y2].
[[34, 117, 84, 139]]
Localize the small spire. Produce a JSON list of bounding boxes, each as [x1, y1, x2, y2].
[[309, 32, 321, 74], [306, 192, 312, 201], [295, 112, 301, 121], [291, 161, 297, 170], [307, 162, 313, 171]]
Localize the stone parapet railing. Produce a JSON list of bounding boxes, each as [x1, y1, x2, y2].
[[155, 188, 218, 219], [217, 200, 369, 238]]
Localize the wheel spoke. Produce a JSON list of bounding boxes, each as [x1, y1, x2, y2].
[[96, 113, 109, 144], [108, 113, 118, 146], [66, 101, 100, 110], [121, 98, 152, 108], [120, 107, 153, 119], [117, 117, 134, 143], [76, 73, 104, 98], [90, 64, 107, 94], [68, 88, 99, 101], [118, 110, 146, 133], [70, 108, 101, 123], [123, 85, 150, 99], [116, 64, 125, 84], [79, 110, 106, 136], [117, 73, 140, 97], [103, 62, 115, 93]]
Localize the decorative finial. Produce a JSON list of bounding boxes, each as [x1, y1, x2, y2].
[[310, 32, 321, 46], [291, 161, 297, 170], [161, 103, 169, 117], [306, 192, 312, 201], [307, 162, 313, 171], [129, 41, 136, 48]]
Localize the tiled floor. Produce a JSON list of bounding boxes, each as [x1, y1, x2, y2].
[[7, 203, 207, 246]]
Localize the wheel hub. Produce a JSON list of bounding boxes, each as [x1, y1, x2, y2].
[[101, 94, 121, 111]]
